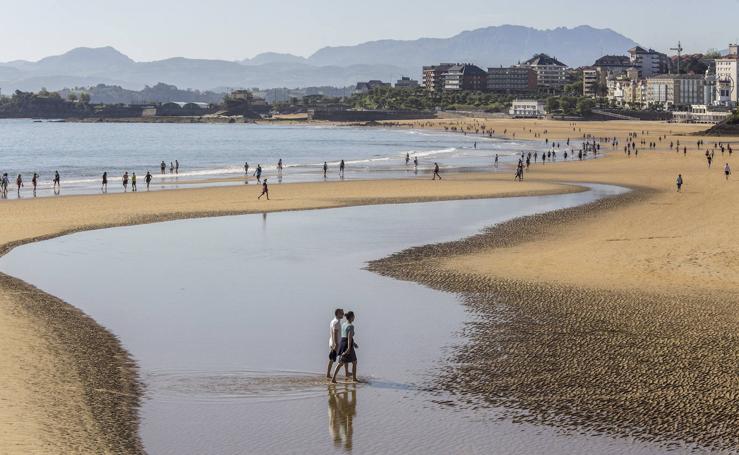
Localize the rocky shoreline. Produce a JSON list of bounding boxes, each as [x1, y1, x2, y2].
[[368, 187, 739, 452]]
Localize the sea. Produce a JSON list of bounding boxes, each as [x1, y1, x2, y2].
[[0, 119, 564, 196]]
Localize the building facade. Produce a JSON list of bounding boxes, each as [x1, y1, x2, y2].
[[646, 74, 705, 108], [422, 63, 455, 92], [583, 55, 633, 97], [715, 44, 739, 107], [443, 64, 487, 91], [520, 54, 568, 88], [509, 99, 546, 117], [628, 46, 669, 77], [487, 66, 537, 92]]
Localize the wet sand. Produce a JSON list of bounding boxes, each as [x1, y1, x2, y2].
[[0, 176, 573, 453], [1, 117, 738, 452]]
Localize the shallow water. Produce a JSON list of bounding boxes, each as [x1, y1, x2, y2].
[[0, 185, 689, 454], [0, 120, 569, 196]]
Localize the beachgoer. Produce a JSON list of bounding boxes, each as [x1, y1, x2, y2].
[[122, 171, 129, 192], [327, 309, 346, 378], [31, 173, 38, 196], [131, 172, 137, 192], [145, 171, 152, 190], [724, 163, 731, 180], [494, 154, 499, 168], [256, 164, 262, 183], [339, 160, 345, 178], [323, 161, 328, 179], [331, 311, 358, 383], [258, 179, 269, 200], [102, 172, 108, 192], [244, 162, 249, 176], [53, 171, 60, 192], [170, 162, 174, 174], [16, 174, 23, 195], [432, 162, 441, 180], [405, 153, 410, 166], [160, 161, 166, 174], [676, 174, 683, 192], [175, 160, 179, 174], [413, 156, 418, 172]]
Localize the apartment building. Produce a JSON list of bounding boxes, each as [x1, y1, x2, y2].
[[520, 54, 568, 88], [715, 44, 739, 106], [443, 64, 487, 91], [583, 55, 633, 97], [509, 99, 546, 117], [422, 63, 455, 92], [628, 46, 669, 77], [395, 76, 419, 89], [487, 66, 537, 92], [646, 74, 705, 108]]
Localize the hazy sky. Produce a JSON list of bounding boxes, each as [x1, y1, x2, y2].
[[1, 0, 737, 62]]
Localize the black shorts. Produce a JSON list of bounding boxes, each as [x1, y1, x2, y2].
[[329, 349, 338, 362]]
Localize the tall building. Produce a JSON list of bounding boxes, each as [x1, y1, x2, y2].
[[714, 44, 739, 107], [520, 54, 568, 88], [442, 64, 487, 91], [487, 66, 537, 92], [646, 74, 705, 108], [422, 63, 455, 92], [628, 46, 669, 77]]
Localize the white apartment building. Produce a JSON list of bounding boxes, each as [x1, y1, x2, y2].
[[628, 46, 669, 77], [715, 44, 738, 107], [509, 99, 546, 117]]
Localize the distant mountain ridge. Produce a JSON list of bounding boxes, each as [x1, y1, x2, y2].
[[0, 25, 641, 93]]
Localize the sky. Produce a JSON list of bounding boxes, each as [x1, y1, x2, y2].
[[1, 0, 738, 62]]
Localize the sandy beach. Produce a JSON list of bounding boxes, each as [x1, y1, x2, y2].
[[1, 117, 738, 452]]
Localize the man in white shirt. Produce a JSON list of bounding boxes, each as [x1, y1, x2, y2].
[[327, 308, 344, 378]]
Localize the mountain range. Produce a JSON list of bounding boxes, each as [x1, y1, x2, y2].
[[0, 25, 640, 94]]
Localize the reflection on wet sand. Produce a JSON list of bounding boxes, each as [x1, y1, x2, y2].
[[328, 385, 356, 451]]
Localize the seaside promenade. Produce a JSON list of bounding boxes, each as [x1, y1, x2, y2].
[[0, 118, 737, 452]]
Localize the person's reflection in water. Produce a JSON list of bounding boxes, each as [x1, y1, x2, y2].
[[328, 384, 356, 451]]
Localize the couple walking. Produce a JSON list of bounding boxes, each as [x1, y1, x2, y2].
[[327, 309, 358, 383]]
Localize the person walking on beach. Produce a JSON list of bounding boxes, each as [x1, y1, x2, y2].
[[31, 173, 38, 197], [277, 159, 283, 175], [175, 160, 179, 174], [122, 172, 129, 192], [494, 154, 499, 168], [52, 171, 60, 193], [327, 309, 346, 379], [413, 156, 418, 173], [339, 160, 345, 179], [432, 162, 442, 180], [323, 161, 328, 179], [101, 172, 108, 193], [16, 174, 23, 196], [255, 164, 262, 183], [244, 162, 249, 176], [724, 163, 731, 180], [145, 171, 152, 190], [258, 178, 269, 200], [131, 172, 137, 192], [676, 174, 683, 192], [331, 311, 358, 384], [405, 153, 410, 166], [1, 173, 8, 197], [170, 162, 175, 174], [160, 161, 166, 174]]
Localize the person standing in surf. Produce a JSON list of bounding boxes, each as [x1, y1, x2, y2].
[[122, 171, 129, 192], [52, 171, 61, 194], [15, 174, 23, 196], [131, 172, 137, 192], [331, 311, 358, 384], [256, 164, 262, 183], [31, 173, 38, 197], [323, 161, 328, 179], [339, 160, 345, 179], [145, 171, 152, 190], [101, 172, 108, 193]]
